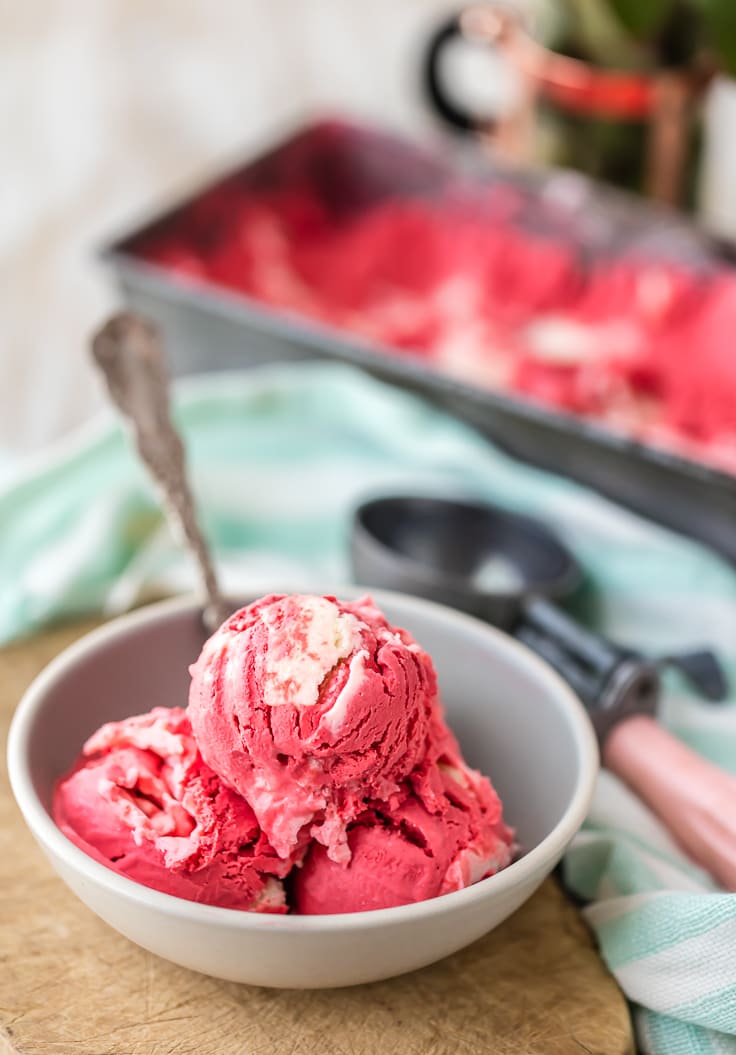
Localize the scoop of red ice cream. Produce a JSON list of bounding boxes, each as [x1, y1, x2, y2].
[[292, 759, 514, 914], [53, 707, 290, 912], [187, 594, 440, 862]]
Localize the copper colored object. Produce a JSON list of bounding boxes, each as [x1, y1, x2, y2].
[[424, 3, 710, 206]]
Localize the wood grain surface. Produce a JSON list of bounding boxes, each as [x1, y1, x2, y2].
[[1, 618, 634, 1055]]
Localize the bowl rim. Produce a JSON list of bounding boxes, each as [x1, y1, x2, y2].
[[7, 590, 598, 933]]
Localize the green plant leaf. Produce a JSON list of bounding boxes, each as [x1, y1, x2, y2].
[[562, 0, 652, 68], [607, 0, 675, 38], [696, 0, 736, 75]]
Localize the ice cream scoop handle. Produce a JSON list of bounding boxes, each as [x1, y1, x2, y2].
[[92, 313, 230, 631], [604, 715, 736, 890]]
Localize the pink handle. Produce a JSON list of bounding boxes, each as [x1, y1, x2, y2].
[[604, 715, 736, 890]]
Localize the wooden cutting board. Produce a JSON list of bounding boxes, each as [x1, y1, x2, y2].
[[0, 618, 633, 1055]]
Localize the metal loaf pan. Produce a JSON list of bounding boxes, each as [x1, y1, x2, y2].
[[102, 119, 736, 562]]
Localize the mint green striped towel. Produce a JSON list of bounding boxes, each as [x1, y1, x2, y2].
[[3, 363, 736, 1053]]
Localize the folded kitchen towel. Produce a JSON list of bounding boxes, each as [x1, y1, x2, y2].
[[2, 361, 736, 1053]]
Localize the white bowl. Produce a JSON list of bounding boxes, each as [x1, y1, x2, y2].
[[8, 590, 597, 988]]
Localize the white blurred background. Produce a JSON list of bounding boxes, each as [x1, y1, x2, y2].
[[0, 0, 466, 469]]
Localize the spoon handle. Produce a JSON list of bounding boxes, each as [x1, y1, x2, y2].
[[517, 596, 661, 742], [92, 313, 230, 631], [604, 715, 736, 890]]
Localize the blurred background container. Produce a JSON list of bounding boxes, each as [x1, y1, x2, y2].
[[3, 0, 736, 470]]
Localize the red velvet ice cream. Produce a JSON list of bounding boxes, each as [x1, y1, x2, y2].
[[53, 707, 291, 911], [187, 594, 441, 862], [292, 759, 514, 914], [56, 593, 514, 914], [138, 178, 736, 475]]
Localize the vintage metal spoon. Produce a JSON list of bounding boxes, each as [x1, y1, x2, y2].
[[92, 313, 230, 632]]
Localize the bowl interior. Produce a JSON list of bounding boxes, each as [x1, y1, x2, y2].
[[23, 593, 588, 856]]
